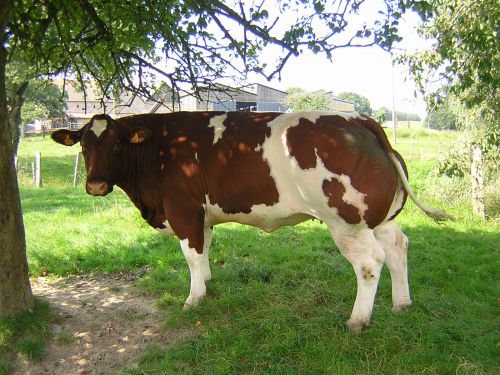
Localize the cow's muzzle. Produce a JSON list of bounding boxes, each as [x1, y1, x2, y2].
[[86, 181, 112, 196]]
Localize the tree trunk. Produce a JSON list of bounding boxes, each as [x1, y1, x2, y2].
[[8, 81, 29, 155], [0, 0, 34, 317], [471, 145, 486, 219]]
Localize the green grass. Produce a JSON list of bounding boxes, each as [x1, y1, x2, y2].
[[0, 298, 52, 371], [9, 131, 500, 374]]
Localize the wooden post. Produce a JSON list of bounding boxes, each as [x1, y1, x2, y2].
[[410, 134, 414, 160], [34, 151, 42, 187], [73, 151, 82, 187], [471, 145, 486, 219], [31, 161, 35, 185]]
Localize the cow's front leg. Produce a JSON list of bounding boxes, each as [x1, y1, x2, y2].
[[180, 228, 212, 310]]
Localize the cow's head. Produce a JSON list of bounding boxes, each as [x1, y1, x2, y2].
[[51, 114, 151, 196]]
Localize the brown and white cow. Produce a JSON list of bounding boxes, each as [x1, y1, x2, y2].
[[52, 111, 451, 332]]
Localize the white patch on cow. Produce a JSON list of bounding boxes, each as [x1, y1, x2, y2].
[[204, 195, 311, 233], [91, 119, 108, 138], [194, 152, 199, 163], [208, 114, 227, 145], [336, 174, 368, 219], [180, 239, 206, 309], [156, 220, 175, 236]]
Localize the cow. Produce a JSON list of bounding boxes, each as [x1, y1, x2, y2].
[[51, 111, 452, 333]]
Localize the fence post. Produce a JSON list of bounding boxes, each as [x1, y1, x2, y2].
[[73, 151, 82, 187], [34, 151, 42, 187], [410, 134, 414, 160], [471, 145, 486, 219]]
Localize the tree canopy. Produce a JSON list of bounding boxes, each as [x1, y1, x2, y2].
[[23, 79, 67, 119], [285, 88, 334, 111], [424, 100, 457, 130], [6, 0, 433, 101], [337, 91, 372, 115], [402, 0, 499, 112]]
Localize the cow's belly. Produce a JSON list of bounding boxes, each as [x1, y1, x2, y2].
[[205, 199, 313, 232]]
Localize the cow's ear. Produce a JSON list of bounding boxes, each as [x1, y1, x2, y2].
[[129, 128, 152, 144], [51, 129, 82, 146]]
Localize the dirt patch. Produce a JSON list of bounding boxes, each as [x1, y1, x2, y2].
[[14, 269, 196, 375]]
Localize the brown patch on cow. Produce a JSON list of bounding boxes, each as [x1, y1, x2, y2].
[[361, 266, 375, 281], [322, 179, 362, 224], [287, 115, 399, 228], [206, 112, 282, 214], [286, 118, 318, 169]]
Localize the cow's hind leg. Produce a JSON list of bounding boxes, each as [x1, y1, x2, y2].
[[180, 228, 212, 310], [201, 228, 213, 282], [329, 226, 385, 333], [374, 221, 412, 313]]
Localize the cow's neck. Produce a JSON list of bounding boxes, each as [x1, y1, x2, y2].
[[116, 142, 165, 227]]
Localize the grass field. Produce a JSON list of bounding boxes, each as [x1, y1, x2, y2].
[[4, 128, 499, 374]]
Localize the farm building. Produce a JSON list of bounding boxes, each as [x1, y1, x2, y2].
[[180, 83, 289, 112], [35, 80, 354, 133]]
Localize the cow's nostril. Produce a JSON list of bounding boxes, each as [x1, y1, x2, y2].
[[86, 181, 109, 195]]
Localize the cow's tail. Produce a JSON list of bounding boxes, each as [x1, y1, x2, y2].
[[388, 153, 454, 223], [362, 117, 454, 223]]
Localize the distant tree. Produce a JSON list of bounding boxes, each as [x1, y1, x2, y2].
[[286, 90, 333, 111], [21, 102, 48, 125], [425, 100, 457, 130], [24, 79, 67, 119], [375, 108, 387, 124], [376, 107, 421, 122], [17, 79, 67, 139], [337, 92, 372, 115]]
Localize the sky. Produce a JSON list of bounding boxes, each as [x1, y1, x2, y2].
[[251, 11, 433, 118]]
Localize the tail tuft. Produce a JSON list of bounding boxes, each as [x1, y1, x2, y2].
[[423, 208, 455, 223]]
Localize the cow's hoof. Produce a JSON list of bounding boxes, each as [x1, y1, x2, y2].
[[182, 295, 204, 311], [392, 300, 412, 314], [346, 318, 369, 334]]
